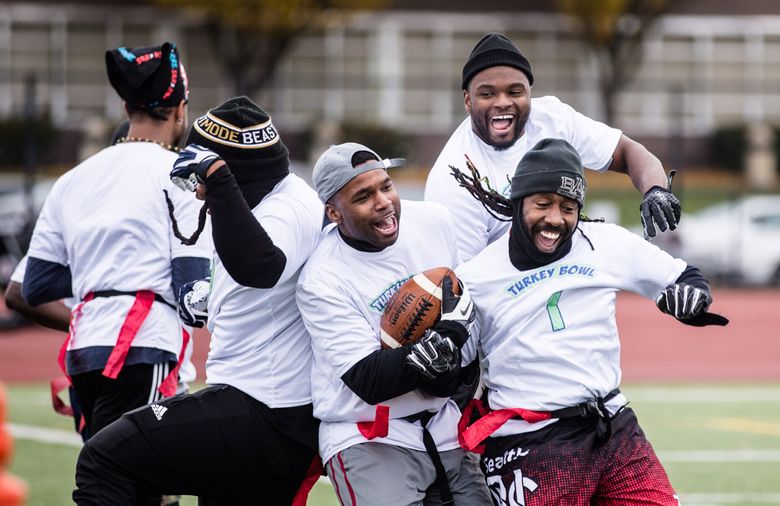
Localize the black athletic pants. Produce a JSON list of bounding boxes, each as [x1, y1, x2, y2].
[[73, 384, 318, 505], [70, 362, 170, 438]]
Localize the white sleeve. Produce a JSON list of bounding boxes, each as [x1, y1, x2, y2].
[[559, 100, 623, 172], [27, 180, 68, 265], [258, 199, 319, 285], [296, 279, 379, 378], [460, 306, 482, 366], [10, 255, 28, 283], [608, 225, 686, 298], [425, 161, 491, 263]]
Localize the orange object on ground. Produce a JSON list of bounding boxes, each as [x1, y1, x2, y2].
[[0, 383, 28, 505], [0, 471, 27, 506]]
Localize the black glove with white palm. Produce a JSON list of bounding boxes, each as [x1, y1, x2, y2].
[[407, 332, 460, 380], [406, 275, 474, 379], [177, 277, 211, 328], [170, 144, 222, 192], [656, 282, 728, 327]]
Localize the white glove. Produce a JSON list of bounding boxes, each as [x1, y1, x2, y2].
[[440, 276, 475, 328]]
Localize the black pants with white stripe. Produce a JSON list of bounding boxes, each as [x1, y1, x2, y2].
[[73, 384, 318, 505], [70, 361, 171, 438]]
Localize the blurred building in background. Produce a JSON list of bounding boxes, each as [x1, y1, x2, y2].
[[0, 0, 780, 171]]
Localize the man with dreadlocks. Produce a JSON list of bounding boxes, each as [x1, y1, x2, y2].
[[73, 96, 324, 505], [23, 43, 209, 444], [426, 32, 681, 262], [453, 139, 728, 505]]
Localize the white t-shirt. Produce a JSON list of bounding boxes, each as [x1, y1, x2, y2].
[[206, 173, 323, 408], [297, 200, 462, 463], [457, 222, 686, 436], [425, 96, 622, 262], [10, 254, 26, 284], [26, 142, 210, 356], [14, 252, 198, 386]]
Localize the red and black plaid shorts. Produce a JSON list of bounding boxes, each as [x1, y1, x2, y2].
[[481, 408, 679, 506]]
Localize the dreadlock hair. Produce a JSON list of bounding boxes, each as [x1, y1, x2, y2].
[[163, 189, 208, 245], [450, 154, 607, 251], [449, 154, 513, 221]]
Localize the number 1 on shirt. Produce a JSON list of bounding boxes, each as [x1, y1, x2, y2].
[[546, 291, 566, 331]]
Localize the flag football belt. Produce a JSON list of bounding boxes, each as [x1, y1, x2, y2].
[[92, 289, 174, 309], [52, 289, 187, 422], [459, 388, 621, 452], [546, 387, 620, 446], [405, 410, 455, 506]]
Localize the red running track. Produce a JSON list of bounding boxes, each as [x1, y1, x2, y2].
[[1, 290, 778, 383]]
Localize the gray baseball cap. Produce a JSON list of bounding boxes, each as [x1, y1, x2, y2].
[[312, 142, 405, 203]]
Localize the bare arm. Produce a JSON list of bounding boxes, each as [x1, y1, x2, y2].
[[4, 281, 70, 332], [607, 134, 668, 193]]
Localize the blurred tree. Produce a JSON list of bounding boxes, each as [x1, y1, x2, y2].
[[154, 0, 387, 97], [556, 0, 683, 123]]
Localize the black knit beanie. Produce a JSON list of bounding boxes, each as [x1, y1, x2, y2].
[[510, 138, 586, 208], [507, 138, 584, 270], [461, 32, 534, 90], [186, 96, 289, 184], [106, 42, 189, 109]]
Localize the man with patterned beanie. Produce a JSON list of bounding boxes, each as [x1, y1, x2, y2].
[[73, 97, 324, 505], [23, 41, 210, 504]]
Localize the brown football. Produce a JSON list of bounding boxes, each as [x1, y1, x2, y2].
[[379, 267, 461, 349]]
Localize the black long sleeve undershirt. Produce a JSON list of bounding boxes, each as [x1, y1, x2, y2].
[[205, 165, 286, 289], [341, 345, 462, 404], [675, 264, 710, 290], [23, 257, 73, 305]]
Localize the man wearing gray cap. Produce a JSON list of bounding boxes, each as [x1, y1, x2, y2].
[[296, 142, 490, 505], [426, 32, 681, 262]]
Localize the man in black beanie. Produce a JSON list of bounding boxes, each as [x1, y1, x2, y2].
[[450, 138, 726, 505], [426, 32, 682, 262], [73, 96, 324, 505], [23, 41, 210, 505]]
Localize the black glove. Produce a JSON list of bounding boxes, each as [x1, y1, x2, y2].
[[170, 144, 222, 192], [656, 283, 729, 327], [177, 278, 210, 328], [640, 185, 681, 239], [431, 275, 474, 349], [406, 332, 460, 380]]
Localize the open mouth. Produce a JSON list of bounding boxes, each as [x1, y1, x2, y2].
[[536, 229, 561, 252], [373, 214, 398, 237], [490, 113, 515, 134]]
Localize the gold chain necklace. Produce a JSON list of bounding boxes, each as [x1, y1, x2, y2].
[[115, 136, 179, 153]]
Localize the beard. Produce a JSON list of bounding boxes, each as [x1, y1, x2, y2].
[[472, 107, 530, 151]]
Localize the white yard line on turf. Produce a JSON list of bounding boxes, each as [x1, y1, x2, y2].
[[11, 422, 780, 465], [658, 449, 780, 462], [681, 493, 780, 504], [9, 423, 82, 447], [625, 387, 780, 403]]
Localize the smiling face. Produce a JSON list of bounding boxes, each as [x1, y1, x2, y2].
[[326, 167, 401, 250], [464, 66, 531, 150], [521, 192, 579, 253]]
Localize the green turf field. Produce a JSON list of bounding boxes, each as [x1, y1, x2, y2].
[[5, 383, 780, 505]]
